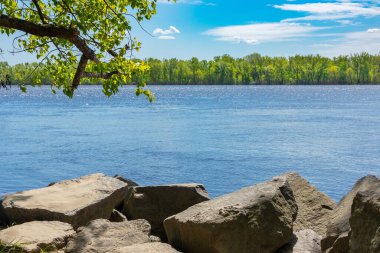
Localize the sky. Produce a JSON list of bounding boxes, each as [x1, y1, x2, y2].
[[2, 0, 380, 64]]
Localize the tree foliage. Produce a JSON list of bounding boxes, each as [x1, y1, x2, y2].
[[142, 52, 380, 85], [0, 0, 166, 100], [2, 52, 380, 88]]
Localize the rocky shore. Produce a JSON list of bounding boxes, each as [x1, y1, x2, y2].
[[0, 172, 379, 253]]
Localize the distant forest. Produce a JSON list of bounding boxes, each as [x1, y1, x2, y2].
[[1, 52, 380, 86]]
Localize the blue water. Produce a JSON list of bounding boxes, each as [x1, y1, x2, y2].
[[0, 85, 379, 202]]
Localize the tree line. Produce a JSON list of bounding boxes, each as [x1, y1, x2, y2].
[[144, 53, 380, 85], [1, 52, 380, 87]]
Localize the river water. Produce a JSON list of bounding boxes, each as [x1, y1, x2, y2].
[[1, 85, 379, 201]]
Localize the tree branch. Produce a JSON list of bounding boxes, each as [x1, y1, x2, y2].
[[69, 36, 99, 63], [72, 54, 89, 90], [0, 14, 76, 38], [0, 14, 99, 62], [0, 10, 129, 92], [31, 0, 47, 24]]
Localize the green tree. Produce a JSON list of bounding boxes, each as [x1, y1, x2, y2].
[[0, 0, 168, 100]]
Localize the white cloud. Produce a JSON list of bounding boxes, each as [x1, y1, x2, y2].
[[275, 2, 380, 22], [314, 28, 380, 56], [367, 28, 380, 33], [203, 1, 380, 56], [204, 22, 325, 44], [153, 26, 180, 40], [153, 26, 180, 36], [157, 36, 176, 40]]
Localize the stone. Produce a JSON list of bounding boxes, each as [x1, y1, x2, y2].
[[113, 242, 181, 253], [321, 175, 380, 252], [113, 175, 139, 211], [277, 229, 322, 253], [0, 221, 75, 253], [65, 219, 151, 253], [114, 175, 139, 187], [163, 177, 297, 253], [279, 173, 336, 236], [349, 180, 380, 253], [149, 236, 161, 242], [109, 209, 127, 222], [326, 232, 350, 253], [123, 184, 209, 240], [2, 174, 129, 228], [0, 199, 9, 227]]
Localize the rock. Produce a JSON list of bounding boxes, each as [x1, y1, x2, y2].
[[163, 177, 297, 253], [322, 175, 380, 252], [279, 173, 336, 236], [123, 184, 209, 240], [0, 221, 75, 252], [0, 199, 9, 227], [113, 175, 139, 211], [325, 232, 350, 253], [113, 242, 181, 253], [2, 174, 129, 228], [349, 180, 380, 253], [65, 219, 151, 253], [114, 175, 139, 187], [149, 235, 161, 242], [47, 182, 57, 187], [277, 229, 322, 253], [109, 209, 127, 222]]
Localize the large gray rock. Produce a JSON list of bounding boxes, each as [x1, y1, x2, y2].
[[279, 173, 336, 235], [0, 221, 75, 252], [65, 219, 151, 253], [163, 177, 297, 253], [123, 184, 209, 240], [113, 242, 181, 253], [322, 175, 380, 253], [349, 179, 380, 253], [277, 230, 322, 253], [2, 174, 129, 228]]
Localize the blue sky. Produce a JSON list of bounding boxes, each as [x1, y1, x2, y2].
[[2, 0, 380, 64]]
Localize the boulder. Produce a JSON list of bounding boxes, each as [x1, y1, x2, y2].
[[2, 174, 129, 228], [0, 199, 9, 227], [0, 221, 75, 252], [114, 175, 139, 187], [325, 232, 350, 253], [113, 175, 139, 211], [163, 177, 297, 253], [349, 179, 380, 253], [322, 175, 380, 252], [277, 229, 322, 253], [65, 219, 151, 253], [123, 184, 209, 240], [109, 209, 127, 222], [279, 173, 336, 235], [113, 242, 181, 253]]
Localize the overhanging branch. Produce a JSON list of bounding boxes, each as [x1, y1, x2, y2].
[[0, 14, 98, 62], [72, 55, 89, 90], [0, 13, 129, 91], [0, 14, 76, 39]]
